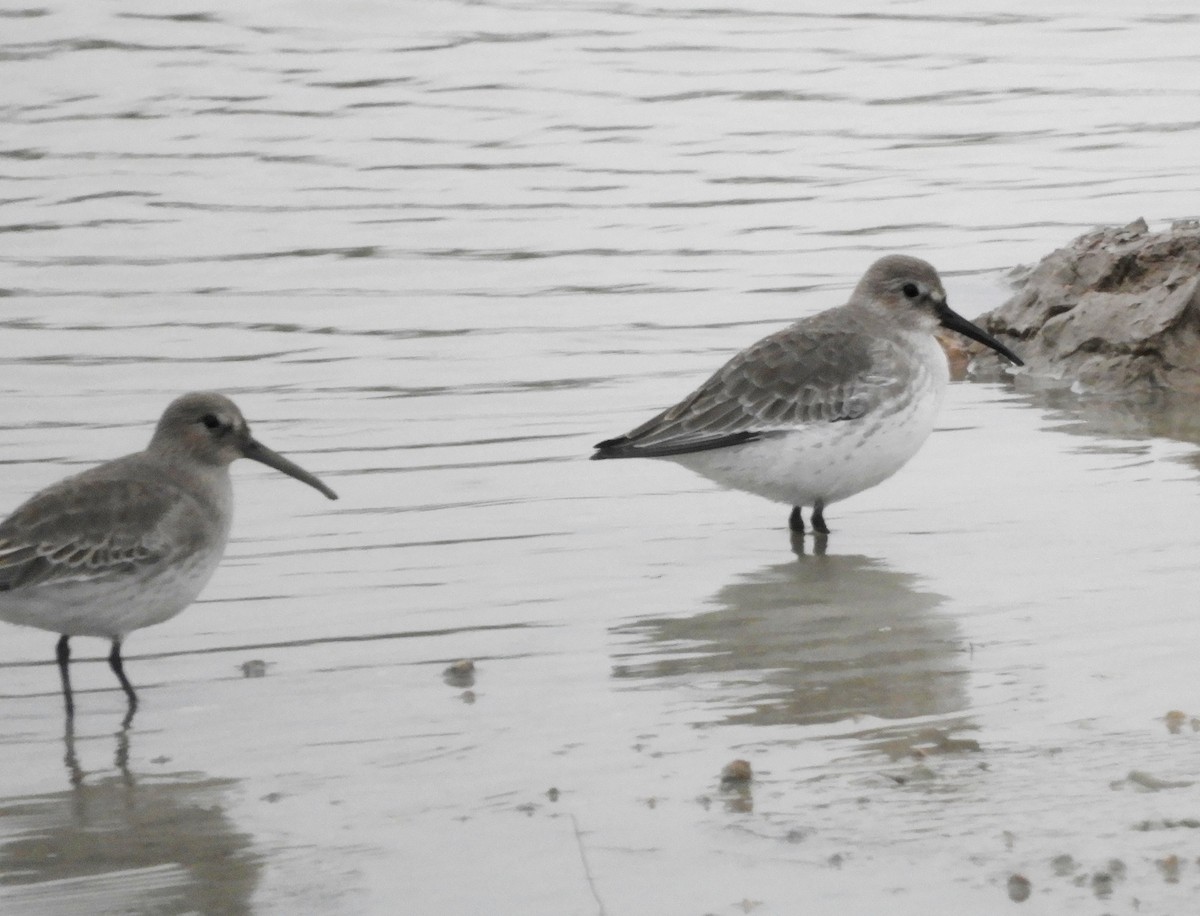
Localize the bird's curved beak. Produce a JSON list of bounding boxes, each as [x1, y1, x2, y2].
[[241, 437, 339, 500], [936, 301, 1024, 366]]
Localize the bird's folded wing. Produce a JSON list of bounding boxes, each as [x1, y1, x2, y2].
[[593, 323, 909, 458], [0, 474, 207, 591]]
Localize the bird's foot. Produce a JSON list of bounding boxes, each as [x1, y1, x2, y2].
[[788, 506, 804, 533], [812, 501, 830, 536]]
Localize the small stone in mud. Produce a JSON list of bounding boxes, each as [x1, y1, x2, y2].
[[936, 735, 981, 754], [1163, 709, 1200, 734], [444, 659, 476, 688], [1158, 854, 1181, 883], [1050, 854, 1077, 876], [240, 659, 268, 678], [1137, 817, 1200, 831], [1090, 871, 1114, 899], [1006, 874, 1032, 903], [720, 759, 752, 784], [1123, 769, 1194, 791], [875, 727, 981, 761], [888, 764, 938, 786]]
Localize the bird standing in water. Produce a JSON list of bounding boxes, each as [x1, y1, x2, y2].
[[0, 392, 338, 718], [593, 255, 1022, 535]]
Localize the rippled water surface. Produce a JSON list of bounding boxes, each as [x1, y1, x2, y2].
[[3, 1, 1200, 913]]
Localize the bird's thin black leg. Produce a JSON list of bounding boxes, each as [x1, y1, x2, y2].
[[788, 505, 804, 533], [812, 500, 830, 535], [108, 638, 138, 713], [56, 634, 74, 719]]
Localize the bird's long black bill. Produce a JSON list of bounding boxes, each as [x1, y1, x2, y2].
[[243, 438, 339, 500], [937, 303, 1024, 366]]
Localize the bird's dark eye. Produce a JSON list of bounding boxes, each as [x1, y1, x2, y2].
[[902, 282, 920, 299], [201, 414, 221, 430]]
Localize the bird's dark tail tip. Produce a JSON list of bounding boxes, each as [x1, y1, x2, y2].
[[590, 436, 631, 460]]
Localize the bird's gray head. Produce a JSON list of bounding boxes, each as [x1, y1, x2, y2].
[[148, 392, 338, 499], [150, 392, 249, 467], [851, 255, 1023, 365], [851, 255, 948, 329]]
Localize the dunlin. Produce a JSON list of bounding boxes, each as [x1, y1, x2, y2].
[[0, 392, 338, 717], [592, 255, 1022, 534]]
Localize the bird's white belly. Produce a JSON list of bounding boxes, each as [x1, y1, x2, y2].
[[672, 339, 947, 508], [0, 545, 225, 639]]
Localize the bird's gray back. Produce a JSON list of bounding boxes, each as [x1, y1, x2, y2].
[[596, 303, 918, 458]]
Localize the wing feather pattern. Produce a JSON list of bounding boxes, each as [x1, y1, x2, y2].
[[0, 460, 211, 592], [593, 306, 910, 459]]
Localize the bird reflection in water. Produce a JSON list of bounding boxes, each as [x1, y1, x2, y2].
[[0, 719, 259, 915], [613, 546, 970, 731], [61, 714, 133, 793]]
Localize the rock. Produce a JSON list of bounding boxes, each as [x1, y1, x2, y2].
[[1006, 873, 1032, 903], [1163, 709, 1200, 734], [1158, 854, 1182, 883], [443, 659, 476, 688], [239, 659, 269, 678], [1123, 769, 1194, 791], [971, 219, 1200, 392], [720, 759, 753, 784], [934, 329, 972, 380]]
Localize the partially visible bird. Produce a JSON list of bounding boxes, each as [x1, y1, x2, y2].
[[0, 392, 338, 718], [592, 255, 1022, 535]]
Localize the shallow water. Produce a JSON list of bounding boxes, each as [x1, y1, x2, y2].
[[3, 1, 1200, 913]]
